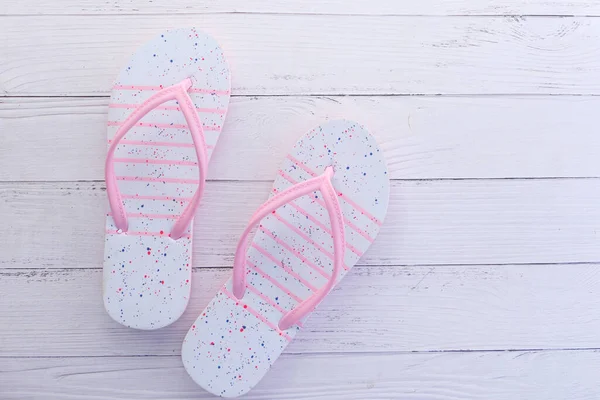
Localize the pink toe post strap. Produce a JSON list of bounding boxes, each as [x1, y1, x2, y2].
[[232, 166, 346, 330], [105, 78, 208, 240]]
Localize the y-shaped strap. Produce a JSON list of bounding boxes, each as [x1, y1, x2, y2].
[[105, 78, 208, 240], [232, 166, 346, 330]]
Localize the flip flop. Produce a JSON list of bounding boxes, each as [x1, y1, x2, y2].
[[181, 120, 390, 397], [103, 28, 231, 330]]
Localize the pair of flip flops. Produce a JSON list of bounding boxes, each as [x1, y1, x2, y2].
[[103, 28, 390, 398]]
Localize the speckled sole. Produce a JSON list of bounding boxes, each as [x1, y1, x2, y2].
[[182, 120, 390, 397], [103, 28, 231, 330]]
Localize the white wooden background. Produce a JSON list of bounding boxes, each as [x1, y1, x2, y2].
[[2, 1, 600, 399]]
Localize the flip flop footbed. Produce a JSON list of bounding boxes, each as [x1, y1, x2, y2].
[[103, 28, 231, 330], [182, 120, 389, 397]]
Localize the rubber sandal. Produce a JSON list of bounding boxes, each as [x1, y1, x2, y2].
[[103, 28, 231, 330], [181, 120, 390, 397]]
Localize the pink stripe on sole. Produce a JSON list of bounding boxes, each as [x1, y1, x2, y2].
[[285, 156, 383, 226], [286, 154, 317, 177], [245, 283, 303, 328], [105, 229, 190, 239], [279, 170, 375, 242], [338, 192, 383, 227], [221, 287, 292, 340], [284, 197, 363, 258], [260, 226, 331, 279], [116, 176, 199, 184], [113, 84, 230, 95], [107, 121, 220, 131], [121, 194, 192, 202], [109, 103, 226, 114], [247, 260, 304, 303], [113, 158, 198, 166], [252, 244, 319, 292], [272, 212, 351, 270], [108, 212, 178, 219], [108, 139, 200, 148]]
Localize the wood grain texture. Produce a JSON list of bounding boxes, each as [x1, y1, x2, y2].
[[2, 16, 600, 96], [2, 265, 600, 357], [3, 0, 600, 397], [5, 0, 600, 16], [3, 96, 600, 182], [3, 351, 600, 400], [2, 179, 599, 269]]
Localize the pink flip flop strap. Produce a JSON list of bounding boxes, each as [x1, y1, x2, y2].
[[232, 166, 346, 330], [105, 78, 208, 240]]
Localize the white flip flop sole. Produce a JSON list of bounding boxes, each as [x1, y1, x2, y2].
[[103, 28, 230, 330], [182, 120, 389, 397]]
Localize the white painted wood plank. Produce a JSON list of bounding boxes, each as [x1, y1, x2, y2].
[[3, 96, 600, 182], [0, 179, 600, 268], [2, 265, 600, 356], [2, 351, 600, 399], [2, 16, 600, 96], [0, 179, 596, 267], [2, 179, 599, 269], [5, 0, 600, 16]]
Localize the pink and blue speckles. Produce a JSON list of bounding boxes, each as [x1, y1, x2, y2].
[[183, 287, 292, 397], [102, 27, 231, 330], [182, 120, 389, 397]]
